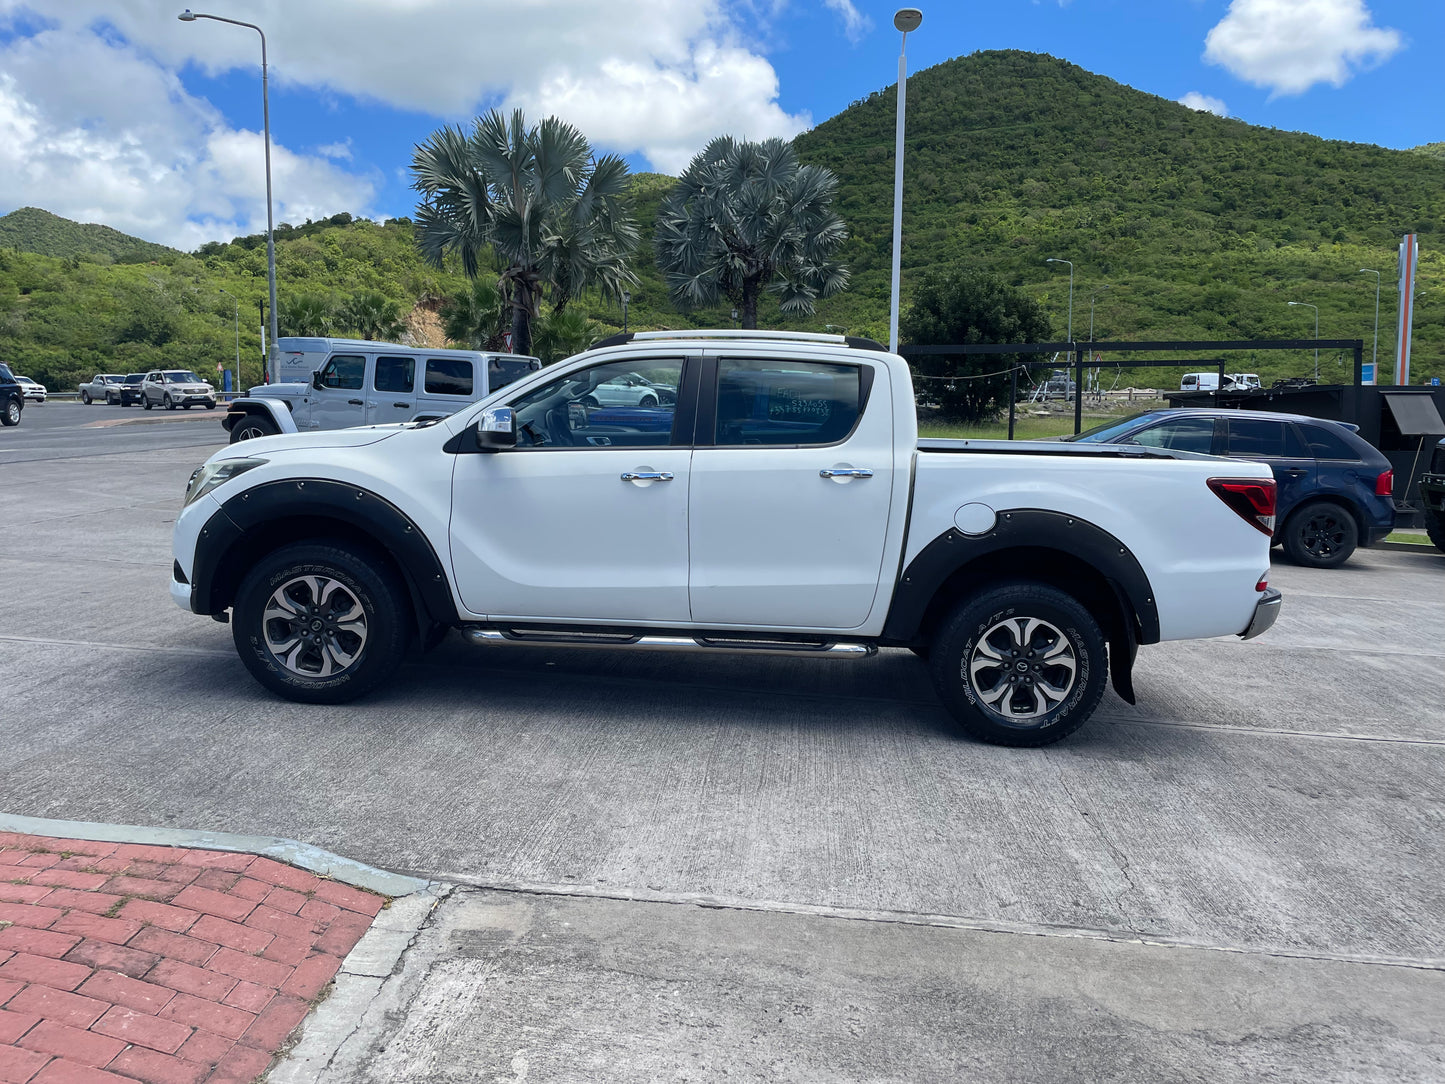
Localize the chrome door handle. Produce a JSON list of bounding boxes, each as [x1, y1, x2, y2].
[[621, 471, 674, 481], [819, 468, 873, 478]]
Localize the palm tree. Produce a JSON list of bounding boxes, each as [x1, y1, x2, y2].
[[531, 308, 604, 364], [654, 136, 850, 329], [410, 109, 638, 355], [441, 277, 509, 351], [278, 293, 334, 337], [341, 291, 405, 342]]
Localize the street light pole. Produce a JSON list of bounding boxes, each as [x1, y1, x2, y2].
[[1047, 258, 1074, 343], [1359, 269, 1381, 381], [888, 8, 923, 354], [1288, 301, 1320, 380], [180, 9, 278, 383], [1088, 285, 1110, 342], [218, 288, 239, 397], [622, 290, 630, 334]]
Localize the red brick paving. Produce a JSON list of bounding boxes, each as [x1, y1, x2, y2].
[[0, 834, 384, 1084]]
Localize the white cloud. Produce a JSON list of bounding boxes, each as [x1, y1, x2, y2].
[[315, 141, 353, 161], [1179, 92, 1228, 116], [0, 26, 375, 249], [7, 0, 809, 173], [822, 0, 870, 43], [1204, 0, 1402, 95]]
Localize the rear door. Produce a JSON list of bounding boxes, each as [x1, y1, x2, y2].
[[1222, 416, 1315, 516], [687, 354, 894, 629], [366, 354, 417, 425]]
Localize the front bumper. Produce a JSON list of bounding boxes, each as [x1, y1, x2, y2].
[[1239, 587, 1282, 640]]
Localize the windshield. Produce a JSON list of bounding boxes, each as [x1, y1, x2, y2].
[[163, 371, 203, 383], [1062, 412, 1164, 443], [125, 374, 145, 384]]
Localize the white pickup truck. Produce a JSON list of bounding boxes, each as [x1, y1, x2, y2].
[[171, 331, 1281, 746]]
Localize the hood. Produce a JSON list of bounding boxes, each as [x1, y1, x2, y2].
[[246, 382, 310, 398], [211, 426, 401, 460]]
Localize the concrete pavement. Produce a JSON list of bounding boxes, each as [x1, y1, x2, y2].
[[0, 425, 1442, 1081]]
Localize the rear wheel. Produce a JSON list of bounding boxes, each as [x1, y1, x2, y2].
[[1282, 501, 1357, 568], [928, 582, 1107, 747], [1425, 511, 1445, 553], [229, 414, 279, 443], [1, 398, 20, 426], [231, 542, 409, 704]]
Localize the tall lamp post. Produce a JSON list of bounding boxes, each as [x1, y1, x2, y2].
[[1359, 269, 1381, 382], [218, 287, 240, 397], [1287, 301, 1319, 380], [622, 290, 630, 334], [1047, 258, 1074, 342], [179, 9, 278, 383], [888, 7, 923, 354]]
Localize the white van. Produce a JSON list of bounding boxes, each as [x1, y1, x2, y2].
[[224, 337, 542, 442], [1179, 372, 1223, 392]]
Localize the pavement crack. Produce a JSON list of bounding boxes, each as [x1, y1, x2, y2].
[[1050, 754, 1140, 915]]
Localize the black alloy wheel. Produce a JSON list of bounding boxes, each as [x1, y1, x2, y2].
[[1282, 501, 1357, 569]]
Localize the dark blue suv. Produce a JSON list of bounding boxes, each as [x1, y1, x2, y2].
[[1065, 409, 1395, 568]]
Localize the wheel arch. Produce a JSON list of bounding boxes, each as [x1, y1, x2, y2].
[[882, 511, 1160, 704], [191, 480, 459, 639], [221, 398, 299, 436]]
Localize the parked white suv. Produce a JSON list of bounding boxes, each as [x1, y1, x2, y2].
[[142, 370, 216, 410], [172, 330, 1281, 747]]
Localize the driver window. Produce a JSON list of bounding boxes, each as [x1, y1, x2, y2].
[[318, 355, 364, 391], [507, 359, 684, 449]]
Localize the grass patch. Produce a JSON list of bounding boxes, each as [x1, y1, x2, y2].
[[1385, 532, 1432, 545]]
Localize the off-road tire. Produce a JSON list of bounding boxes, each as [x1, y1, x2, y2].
[[229, 414, 280, 443], [1282, 500, 1357, 569], [928, 581, 1108, 747], [232, 541, 410, 704]]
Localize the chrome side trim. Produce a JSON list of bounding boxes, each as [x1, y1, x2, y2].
[[464, 627, 876, 659]]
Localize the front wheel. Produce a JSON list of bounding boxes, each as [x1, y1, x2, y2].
[[229, 414, 279, 443], [1427, 511, 1445, 553], [81, 391, 92, 404], [143, 396, 153, 410], [638, 394, 658, 408], [164, 394, 175, 411], [928, 582, 1107, 747], [1282, 501, 1357, 568], [231, 542, 410, 704]]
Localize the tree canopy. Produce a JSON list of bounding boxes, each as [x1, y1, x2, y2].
[[654, 136, 850, 329], [410, 109, 638, 355]]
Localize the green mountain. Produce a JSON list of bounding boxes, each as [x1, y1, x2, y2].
[[794, 50, 1443, 379], [0, 206, 178, 264], [1, 49, 1441, 395]]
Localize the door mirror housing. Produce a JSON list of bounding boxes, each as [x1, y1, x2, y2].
[[475, 406, 517, 451], [311, 370, 324, 390]]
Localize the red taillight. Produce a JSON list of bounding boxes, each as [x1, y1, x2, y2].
[[1208, 477, 1277, 536], [1375, 470, 1393, 497], [1256, 577, 1269, 592]]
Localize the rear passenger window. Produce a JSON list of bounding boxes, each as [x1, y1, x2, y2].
[[318, 355, 364, 391], [1226, 418, 1307, 457], [374, 356, 415, 394], [713, 359, 862, 446], [425, 358, 473, 396], [1301, 424, 1360, 460]]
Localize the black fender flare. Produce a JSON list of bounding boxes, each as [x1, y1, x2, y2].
[[882, 510, 1159, 704], [190, 479, 459, 635]]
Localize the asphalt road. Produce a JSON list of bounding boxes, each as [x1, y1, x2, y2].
[[0, 400, 228, 463], [2, 421, 1442, 1081]]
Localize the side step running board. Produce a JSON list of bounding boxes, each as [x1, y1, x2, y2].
[[463, 627, 876, 660]]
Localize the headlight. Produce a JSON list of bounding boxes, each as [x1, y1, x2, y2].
[[184, 458, 266, 506]]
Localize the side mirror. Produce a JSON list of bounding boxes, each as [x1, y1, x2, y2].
[[475, 406, 517, 451], [311, 370, 324, 390]]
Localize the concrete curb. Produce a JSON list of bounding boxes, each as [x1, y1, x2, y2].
[[1375, 539, 1440, 554], [0, 812, 430, 898]]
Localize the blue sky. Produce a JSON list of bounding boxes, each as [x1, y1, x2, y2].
[[0, 0, 1438, 249]]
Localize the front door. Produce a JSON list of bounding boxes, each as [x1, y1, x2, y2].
[[310, 354, 368, 431], [449, 356, 692, 623], [688, 355, 895, 629]]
